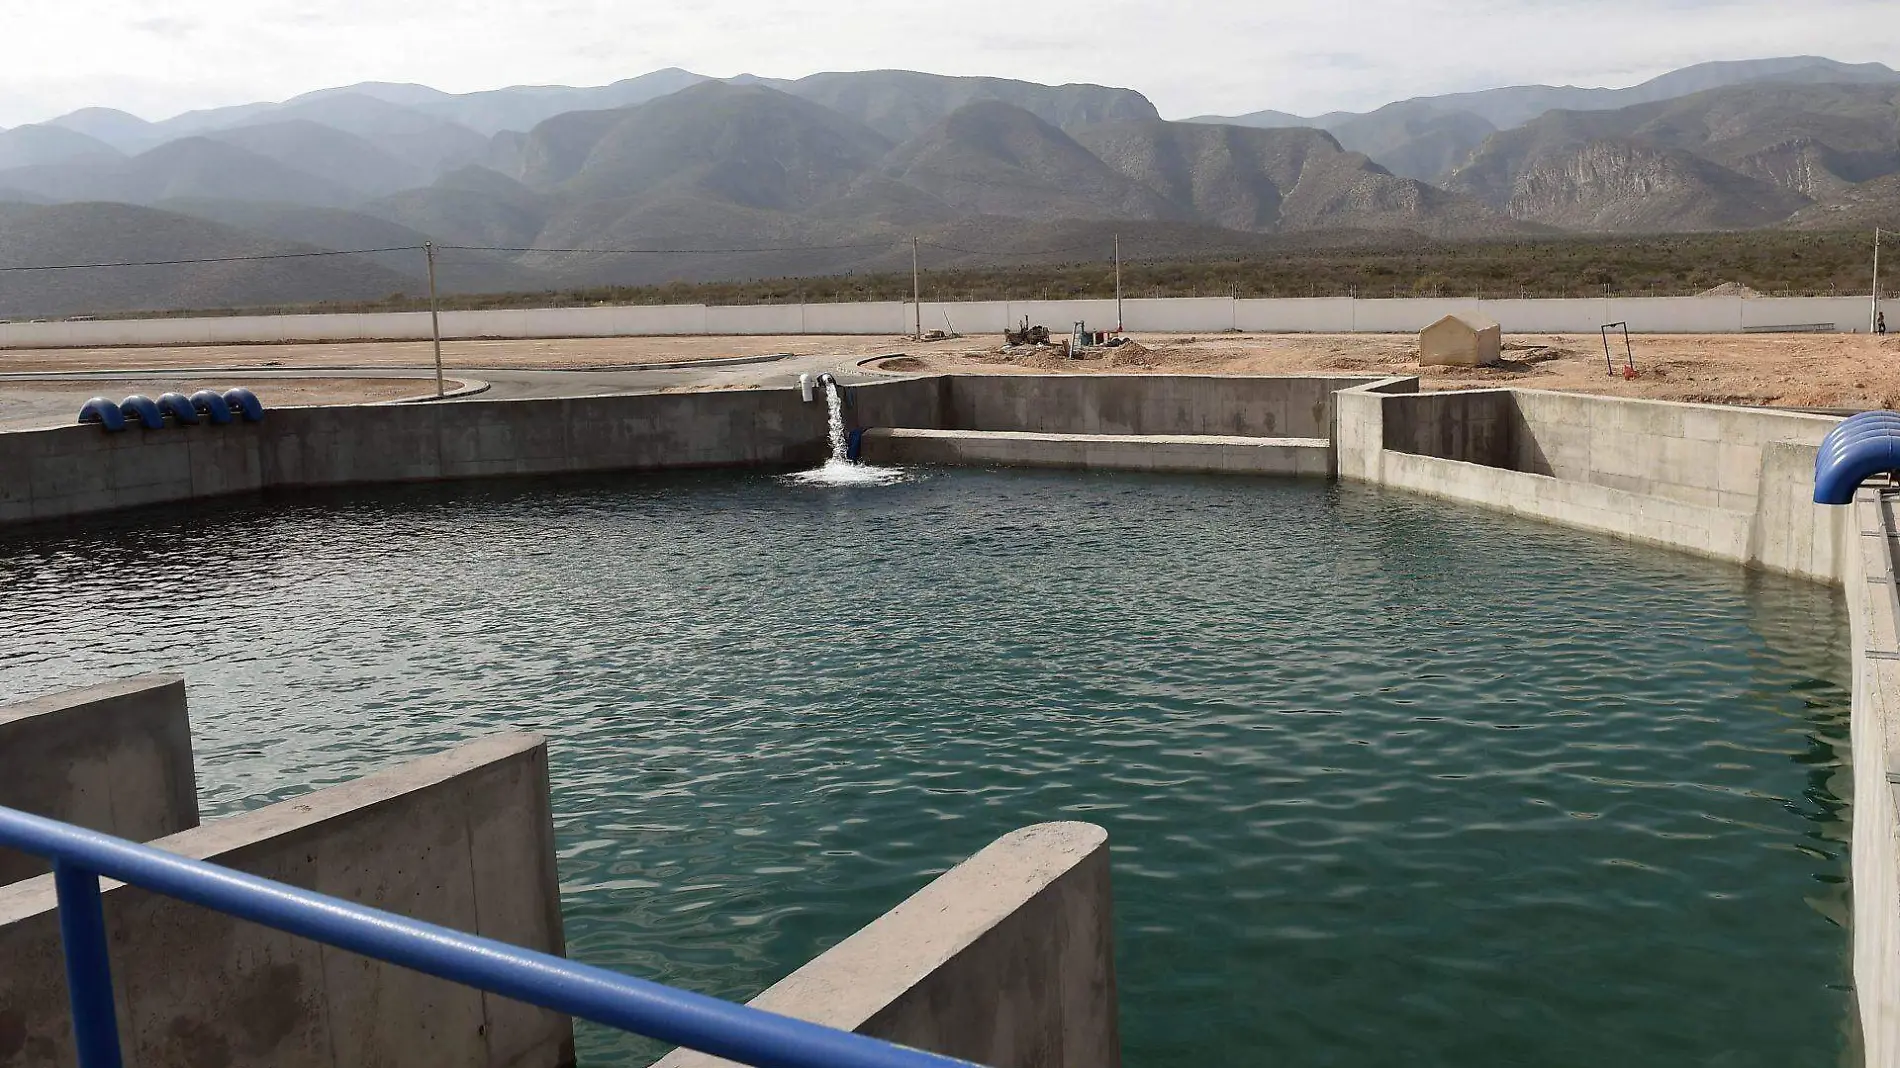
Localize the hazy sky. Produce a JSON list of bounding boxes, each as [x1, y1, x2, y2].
[[3, 0, 1896, 128]]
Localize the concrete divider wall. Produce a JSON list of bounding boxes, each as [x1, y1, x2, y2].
[[1506, 390, 1836, 515], [0, 387, 830, 525], [0, 676, 199, 886], [1378, 447, 1757, 561], [1340, 382, 1847, 581], [654, 822, 1119, 1068], [0, 733, 572, 1068], [4, 296, 1896, 348], [1846, 490, 1900, 1068], [861, 429, 1333, 476], [938, 375, 1384, 439], [1379, 389, 1517, 467]]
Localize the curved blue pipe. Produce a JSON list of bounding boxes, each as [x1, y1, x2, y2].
[[1820, 420, 1900, 470], [1816, 433, 1900, 504], [156, 392, 199, 425], [77, 397, 127, 432], [189, 389, 234, 425], [222, 387, 264, 423], [119, 395, 164, 430]]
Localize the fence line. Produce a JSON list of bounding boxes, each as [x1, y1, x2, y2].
[[1, 295, 1895, 349]]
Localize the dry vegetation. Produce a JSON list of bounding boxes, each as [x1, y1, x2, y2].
[[90, 229, 1889, 320]]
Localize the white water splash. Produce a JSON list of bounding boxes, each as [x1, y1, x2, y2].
[[782, 378, 909, 486]]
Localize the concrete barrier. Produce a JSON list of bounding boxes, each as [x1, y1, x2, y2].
[[0, 387, 832, 525], [938, 375, 1384, 439], [0, 733, 571, 1068], [653, 822, 1118, 1068], [861, 428, 1331, 476], [1845, 491, 1900, 1068], [0, 676, 198, 887], [1338, 383, 1847, 581]]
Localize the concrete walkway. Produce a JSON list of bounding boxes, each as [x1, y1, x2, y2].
[[0, 352, 888, 431]]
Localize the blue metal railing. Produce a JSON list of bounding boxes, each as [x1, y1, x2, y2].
[[0, 805, 982, 1068]]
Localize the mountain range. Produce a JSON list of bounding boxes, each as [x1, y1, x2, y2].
[[0, 56, 1896, 317]]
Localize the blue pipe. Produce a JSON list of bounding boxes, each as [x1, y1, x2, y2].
[[77, 398, 127, 432], [156, 393, 199, 425], [118, 396, 163, 430], [1816, 433, 1900, 504], [1820, 426, 1900, 477], [189, 390, 235, 425], [54, 862, 125, 1068], [1815, 412, 1900, 491], [222, 388, 264, 422], [0, 806, 979, 1068]]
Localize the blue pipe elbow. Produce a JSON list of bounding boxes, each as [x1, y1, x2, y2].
[[1815, 424, 1900, 504], [156, 393, 199, 425], [190, 389, 234, 425], [119, 395, 164, 429], [78, 397, 127, 432], [222, 388, 264, 422], [1820, 421, 1900, 473]]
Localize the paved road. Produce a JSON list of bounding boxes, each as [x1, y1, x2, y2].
[[0, 353, 888, 431]]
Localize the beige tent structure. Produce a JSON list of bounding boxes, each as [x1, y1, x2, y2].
[[1419, 313, 1502, 367]]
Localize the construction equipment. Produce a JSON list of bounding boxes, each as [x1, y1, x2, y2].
[[1004, 316, 1051, 346]]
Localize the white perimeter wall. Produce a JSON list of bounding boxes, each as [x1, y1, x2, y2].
[[2, 296, 1895, 349]]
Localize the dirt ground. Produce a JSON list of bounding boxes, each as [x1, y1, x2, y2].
[[894, 332, 1900, 410], [0, 336, 886, 373], [6, 331, 1900, 409], [0, 377, 455, 432]]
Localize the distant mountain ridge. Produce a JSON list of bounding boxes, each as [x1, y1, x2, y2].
[[1189, 56, 1900, 182], [0, 56, 1896, 316]]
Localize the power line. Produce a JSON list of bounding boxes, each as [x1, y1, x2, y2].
[[440, 242, 897, 255], [0, 245, 425, 273], [918, 240, 1106, 258]]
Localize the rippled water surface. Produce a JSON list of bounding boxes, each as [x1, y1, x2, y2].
[[0, 469, 1853, 1068]]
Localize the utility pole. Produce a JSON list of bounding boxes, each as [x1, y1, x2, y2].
[[1875, 227, 1884, 334], [1114, 233, 1123, 333], [425, 242, 444, 398], [911, 236, 922, 341]]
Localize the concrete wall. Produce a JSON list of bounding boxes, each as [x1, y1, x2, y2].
[[1378, 447, 1758, 562], [932, 375, 1384, 439], [0, 676, 199, 886], [654, 822, 1118, 1068], [0, 387, 830, 525], [860, 428, 1332, 476], [0, 733, 571, 1068], [1340, 382, 1847, 581], [1845, 490, 1900, 1068], [1379, 389, 1518, 468], [7, 297, 1896, 349]]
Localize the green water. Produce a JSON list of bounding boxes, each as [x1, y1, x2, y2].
[[0, 469, 1853, 1067]]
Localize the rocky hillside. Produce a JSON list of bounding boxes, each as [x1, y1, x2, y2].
[[1446, 83, 1900, 231], [1, 59, 1897, 315]]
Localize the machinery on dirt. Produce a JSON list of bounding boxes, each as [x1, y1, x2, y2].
[[1004, 317, 1051, 346]]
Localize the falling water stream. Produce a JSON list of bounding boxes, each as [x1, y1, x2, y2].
[[782, 377, 907, 486]]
